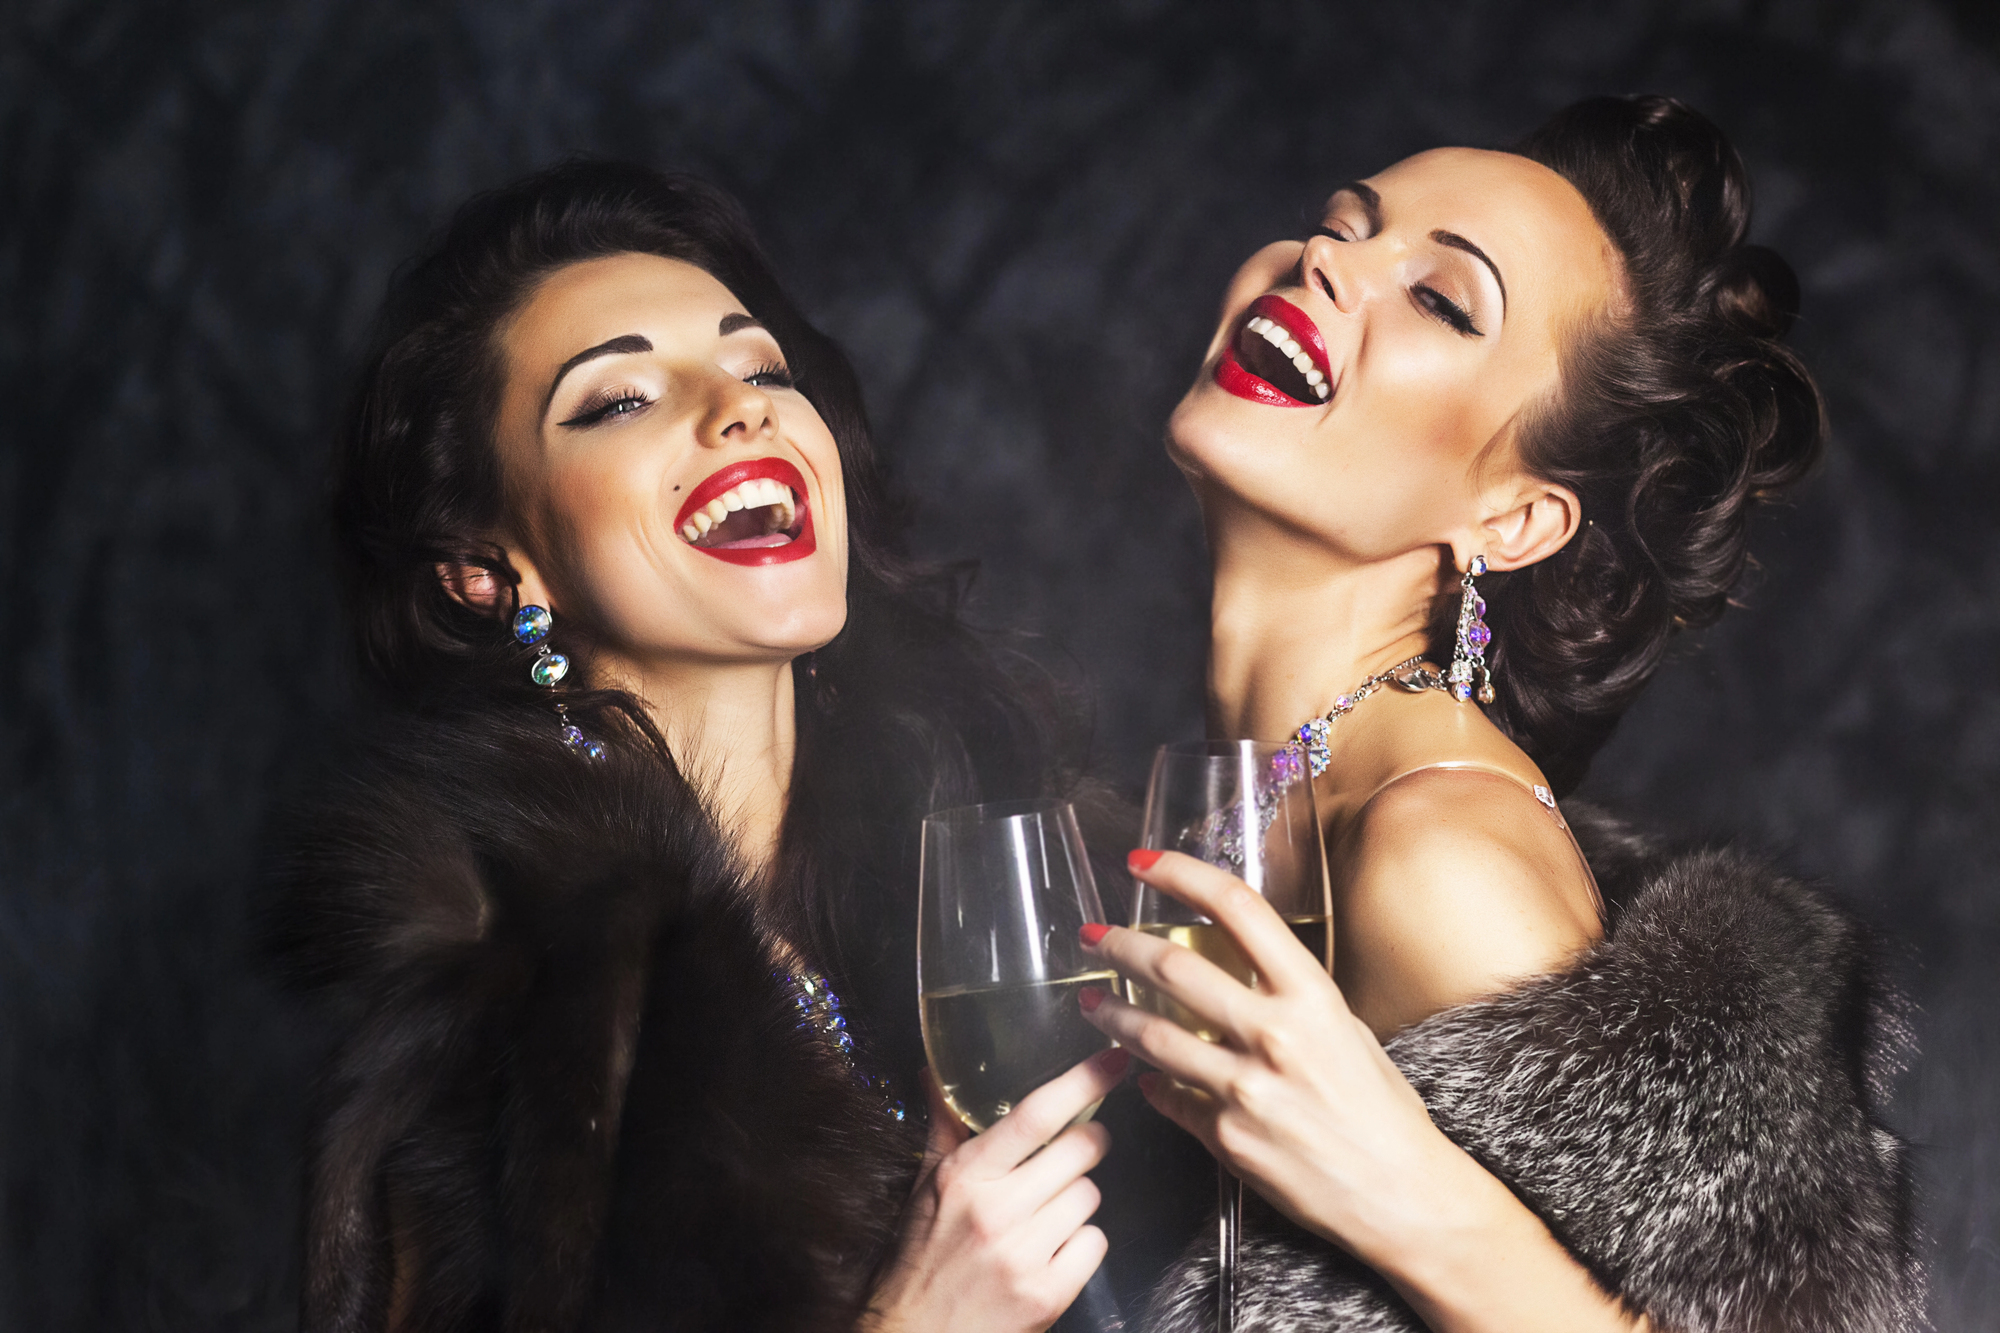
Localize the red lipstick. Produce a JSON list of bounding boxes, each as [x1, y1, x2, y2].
[[1213, 294, 1333, 408], [674, 456, 817, 567]]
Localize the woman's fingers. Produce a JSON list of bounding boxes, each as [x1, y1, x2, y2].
[[963, 1045, 1130, 1178], [1136, 1070, 1223, 1156], [1022, 1173, 1105, 1262], [1046, 1223, 1110, 1296], [1009, 1119, 1111, 1203], [1079, 986, 1237, 1094], [1126, 850, 1335, 997]]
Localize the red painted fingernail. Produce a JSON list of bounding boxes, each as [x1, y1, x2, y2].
[[1127, 849, 1163, 873], [1079, 923, 1111, 947], [1096, 1048, 1131, 1077], [1079, 985, 1106, 1013]]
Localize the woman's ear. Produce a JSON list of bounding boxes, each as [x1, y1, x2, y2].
[[1475, 482, 1582, 572], [436, 543, 555, 618]]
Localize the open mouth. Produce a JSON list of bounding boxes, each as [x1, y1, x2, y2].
[[674, 457, 817, 567], [1213, 294, 1333, 407]]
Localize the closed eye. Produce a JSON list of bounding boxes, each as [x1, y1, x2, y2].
[[1416, 286, 1483, 337]]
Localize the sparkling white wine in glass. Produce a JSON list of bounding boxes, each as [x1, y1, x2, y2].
[[1124, 918, 1330, 1042], [922, 973, 1119, 1131], [1131, 740, 1330, 1333], [918, 799, 1115, 1134]]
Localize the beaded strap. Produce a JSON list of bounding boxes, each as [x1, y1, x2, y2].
[[777, 969, 907, 1122]]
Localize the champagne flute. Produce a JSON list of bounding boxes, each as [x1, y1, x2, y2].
[[918, 798, 1119, 1134], [1129, 741, 1330, 1333]]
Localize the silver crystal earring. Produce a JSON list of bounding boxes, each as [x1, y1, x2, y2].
[[512, 604, 605, 760], [1447, 555, 1496, 705]]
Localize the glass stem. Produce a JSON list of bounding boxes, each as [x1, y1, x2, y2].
[[1216, 1163, 1240, 1332]]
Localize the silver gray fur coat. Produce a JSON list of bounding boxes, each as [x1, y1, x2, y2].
[[1141, 810, 1923, 1333]]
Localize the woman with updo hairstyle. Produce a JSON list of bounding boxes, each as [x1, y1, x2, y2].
[[272, 163, 1132, 1333], [1076, 96, 1922, 1330]]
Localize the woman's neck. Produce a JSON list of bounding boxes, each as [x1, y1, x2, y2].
[[1205, 510, 1440, 753], [602, 653, 798, 874]]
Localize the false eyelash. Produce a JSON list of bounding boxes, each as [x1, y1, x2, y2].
[[559, 389, 651, 428], [1417, 286, 1482, 337], [746, 362, 794, 388]]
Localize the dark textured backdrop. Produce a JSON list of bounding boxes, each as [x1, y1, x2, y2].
[[4, 1, 1996, 1327]]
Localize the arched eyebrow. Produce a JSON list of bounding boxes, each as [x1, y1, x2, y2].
[[719, 312, 763, 336], [544, 333, 653, 413], [1327, 181, 1383, 235], [1432, 231, 1507, 314]]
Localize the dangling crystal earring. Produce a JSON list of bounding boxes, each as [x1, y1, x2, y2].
[[1447, 555, 1496, 705], [512, 604, 606, 760]]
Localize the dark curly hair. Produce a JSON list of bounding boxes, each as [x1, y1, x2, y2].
[[1458, 95, 1826, 794], [329, 161, 1071, 1077]]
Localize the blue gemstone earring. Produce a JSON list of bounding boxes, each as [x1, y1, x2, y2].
[[513, 604, 605, 760], [1447, 555, 1497, 705]]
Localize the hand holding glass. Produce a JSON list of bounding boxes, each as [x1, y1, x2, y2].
[[918, 799, 1118, 1133], [1130, 741, 1331, 1333]]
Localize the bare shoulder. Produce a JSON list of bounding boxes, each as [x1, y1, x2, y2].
[[1330, 766, 1601, 1039]]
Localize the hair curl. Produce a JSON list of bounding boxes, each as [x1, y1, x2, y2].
[[1462, 95, 1827, 793]]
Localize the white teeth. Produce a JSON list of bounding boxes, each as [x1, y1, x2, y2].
[[679, 475, 803, 545], [1246, 311, 1327, 395]]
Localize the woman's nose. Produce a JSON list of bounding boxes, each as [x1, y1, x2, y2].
[[698, 372, 778, 448], [1300, 233, 1366, 317]]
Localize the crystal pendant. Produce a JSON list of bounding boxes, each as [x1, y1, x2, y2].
[[512, 605, 553, 645], [531, 652, 570, 687]]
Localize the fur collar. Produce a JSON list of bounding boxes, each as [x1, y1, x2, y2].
[[1140, 808, 1925, 1332], [269, 708, 925, 1333]]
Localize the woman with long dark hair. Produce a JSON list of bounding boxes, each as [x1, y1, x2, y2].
[[1080, 97, 1920, 1330], [272, 163, 1126, 1332]]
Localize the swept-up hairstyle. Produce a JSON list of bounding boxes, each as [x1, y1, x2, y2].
[[330, 161, 1069, 1073], [1462, 95, 1826, 793]]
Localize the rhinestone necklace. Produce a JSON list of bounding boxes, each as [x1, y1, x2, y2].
[[1187, 654, 1436, 870], [1286, 653, 1436, 778]]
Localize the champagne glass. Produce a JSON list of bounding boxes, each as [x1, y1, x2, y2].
[[1130, 741, 1330, 1333], [918, 798, 1119, 1133]]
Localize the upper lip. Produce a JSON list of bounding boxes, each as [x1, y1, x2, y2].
[[1248, 294, 1330, 378], [674, 456, 808, 532], [1223, 293, 1335, 405]]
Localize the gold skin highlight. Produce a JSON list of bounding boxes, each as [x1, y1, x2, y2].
[[1082, 148, 1651, 1332]]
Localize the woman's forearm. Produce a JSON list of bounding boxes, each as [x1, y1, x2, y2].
[[1362, 1139, 1646, 1333]]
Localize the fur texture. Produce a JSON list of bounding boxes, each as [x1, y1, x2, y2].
[[1142, 809, 1923, 1332], [268, 709, 925, 1333]]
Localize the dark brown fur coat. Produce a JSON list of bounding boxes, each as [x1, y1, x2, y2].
[[269, 710, 926, 1333]]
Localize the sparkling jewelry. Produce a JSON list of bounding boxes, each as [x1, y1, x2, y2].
[[513, 604, 606, 760], [1446, 555, 1496, 705], [777, 969, 906, 1121], [1286, 653, 1432, 779], [1188, 653, 1431, 870]]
